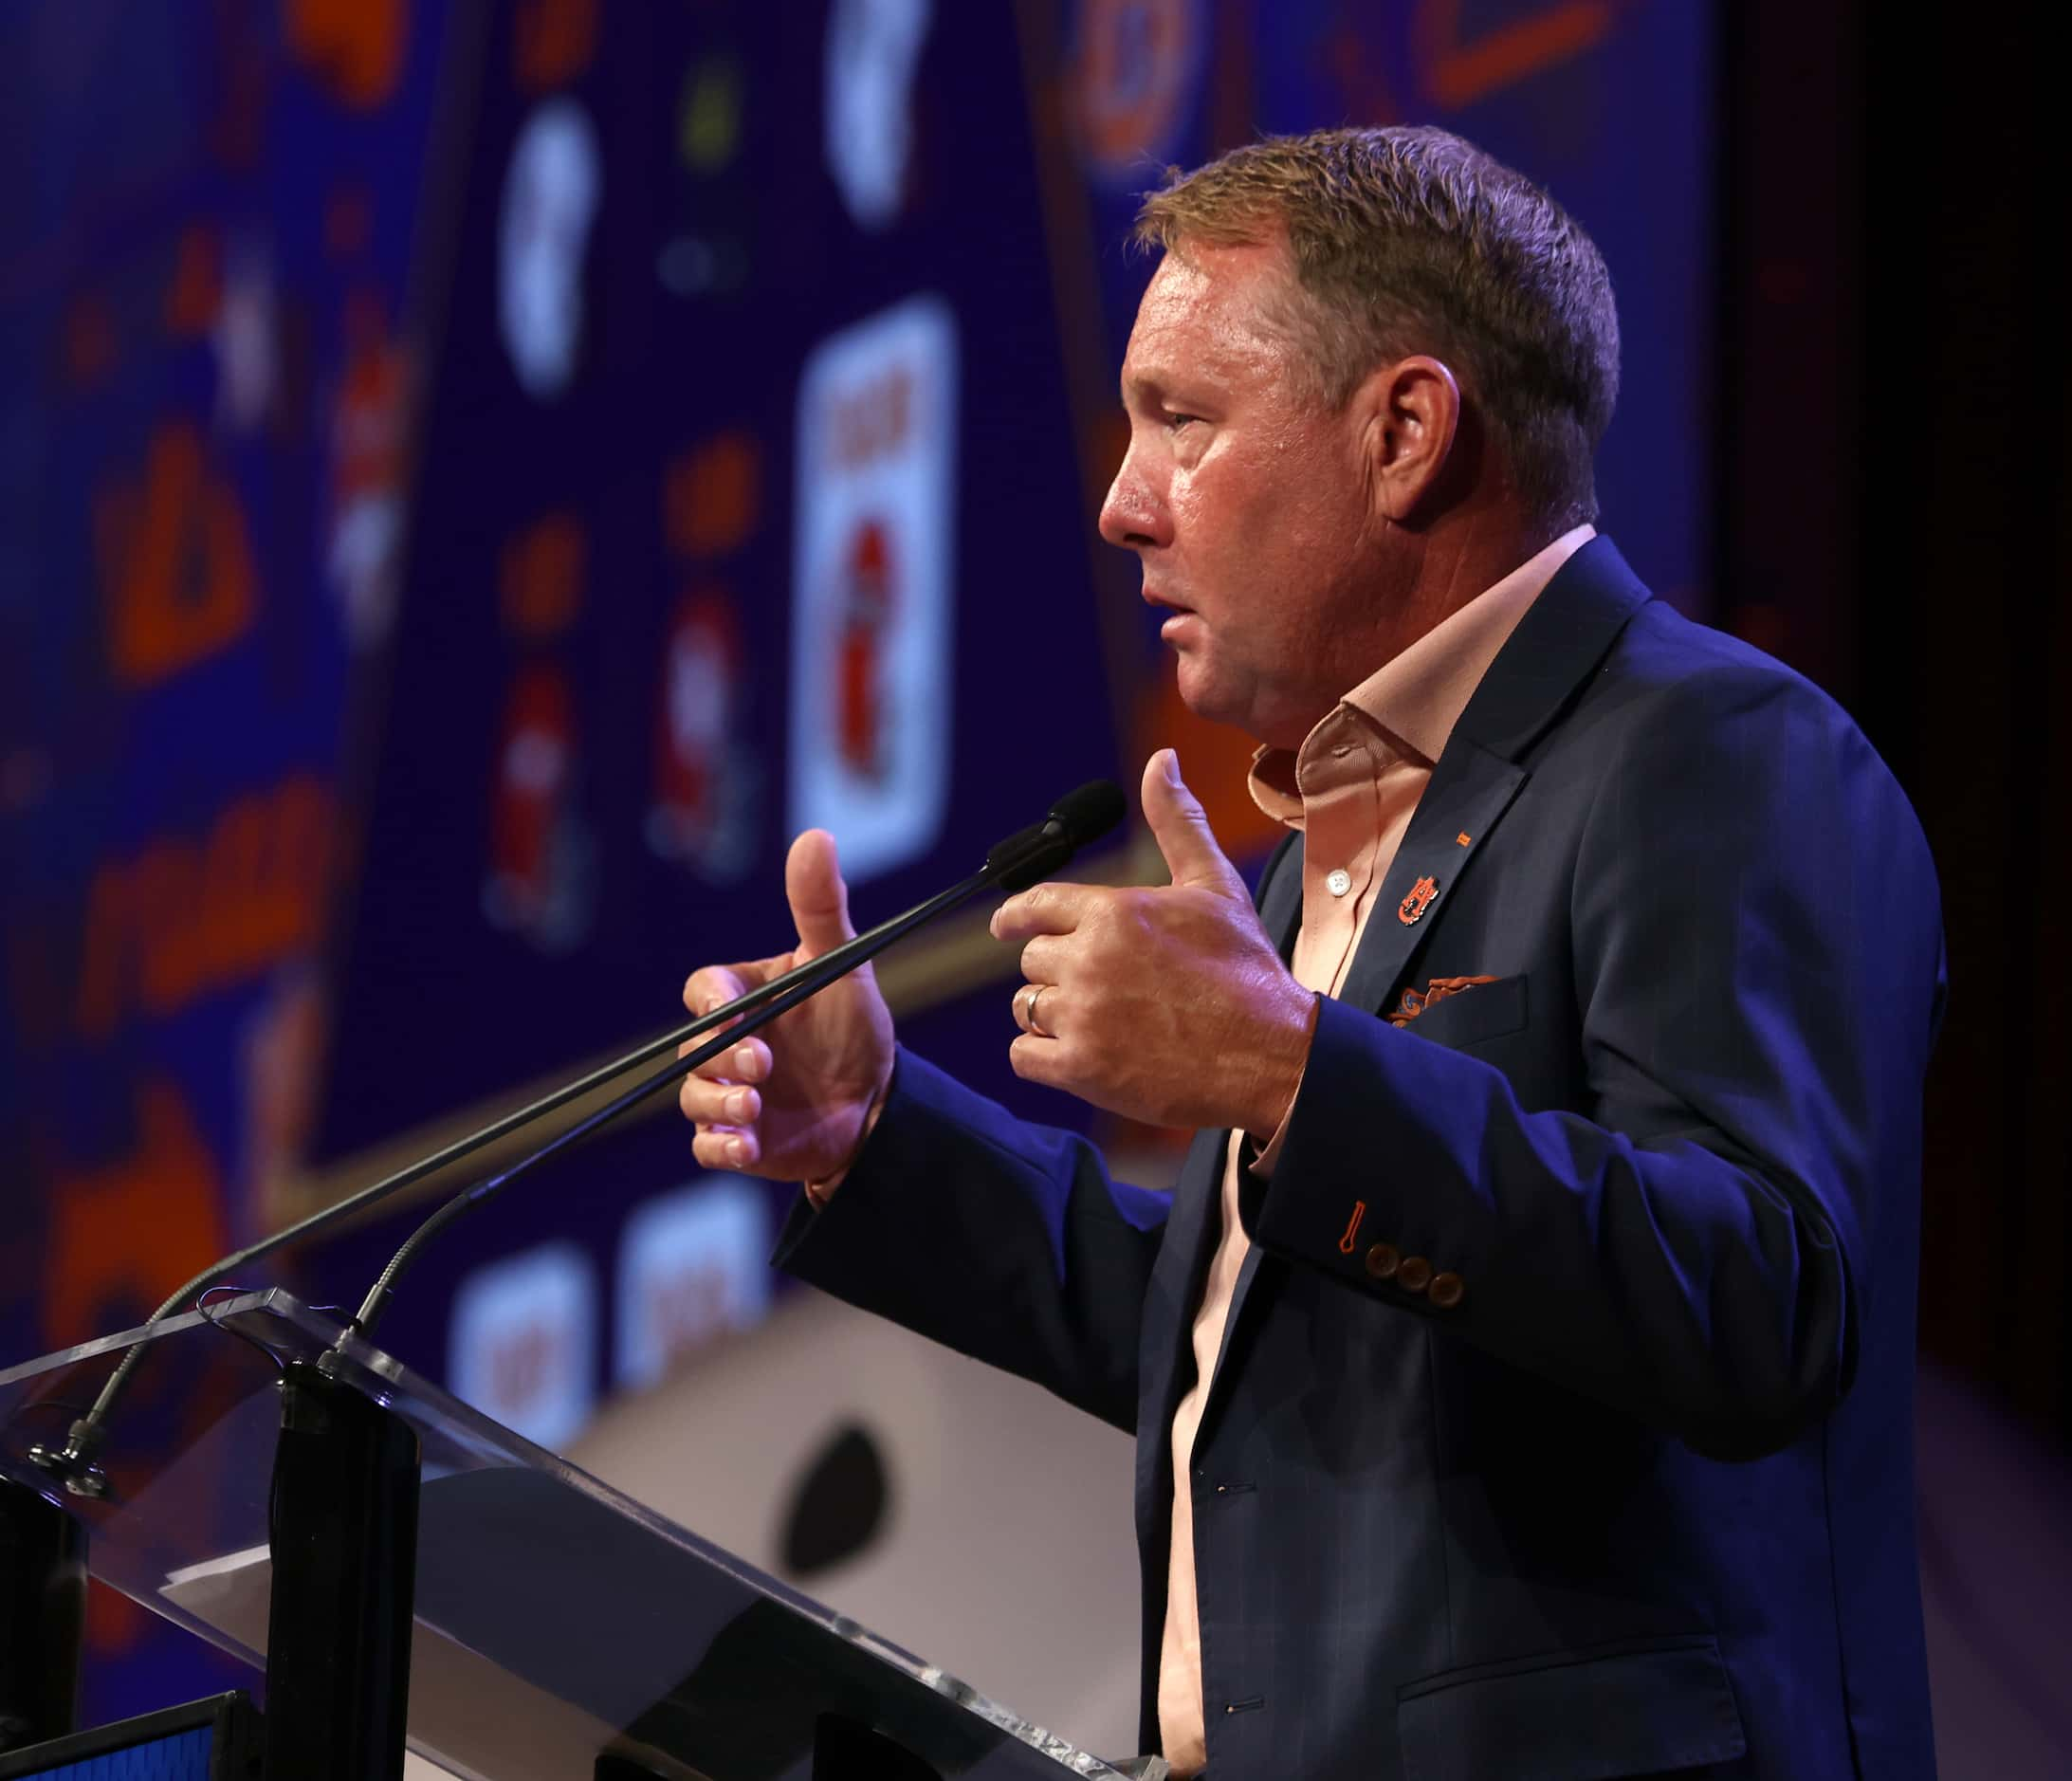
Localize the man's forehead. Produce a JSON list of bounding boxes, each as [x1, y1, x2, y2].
[[1122, 239, 1298, 391]]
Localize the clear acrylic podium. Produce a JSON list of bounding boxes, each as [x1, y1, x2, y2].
[[0, 1290, 1128, 1780]]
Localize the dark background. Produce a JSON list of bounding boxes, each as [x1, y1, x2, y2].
[[1719, 3, 2070, 1444], [2, 0, 2065, 1760]]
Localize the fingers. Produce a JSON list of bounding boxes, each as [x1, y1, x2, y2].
[[679, 1034, 770, 1085], [1008, 1030, 1067, 1088], [1140, 748, 1246, 896], [1016, 932, 1069, 986], [679, 967, 770, 1094], [690, 1123, 761, 1171], [786, 828, 857, 957], [991, 881, 1097, 944], [683, 964, 749, 1018], [679, 1037, 768, 1172], [677, 1068, 762, 1128], [1010, 981, 1066, 1037]]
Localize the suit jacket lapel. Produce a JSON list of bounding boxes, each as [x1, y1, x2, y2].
[[1334, 741, 1527, 1015], [1340, 533, 1655, 1017], [1257, 827, 1305, 963]]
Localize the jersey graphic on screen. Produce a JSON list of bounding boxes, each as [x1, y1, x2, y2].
[[482, 659, 596, 950], [325, 289, 412, 648], [789, 294, 957, 885], [648, 587, 759, 881], [614, 1175, 772, 1392], [448, 1241, 598, 1451]]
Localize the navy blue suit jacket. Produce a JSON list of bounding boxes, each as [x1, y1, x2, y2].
[[778, 538, 1946, 1779]]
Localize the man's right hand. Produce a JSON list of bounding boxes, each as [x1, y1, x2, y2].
[[677, 828, 895, 1191]]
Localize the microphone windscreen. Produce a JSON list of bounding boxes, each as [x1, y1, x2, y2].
[[1047, 780, 1127, 848], [984, 780, 1126, 893]]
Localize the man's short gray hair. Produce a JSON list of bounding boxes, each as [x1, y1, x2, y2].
[[1134, 126, 1622, 531]]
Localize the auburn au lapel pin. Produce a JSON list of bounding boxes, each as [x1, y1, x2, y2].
[[1398, 875, 1439, 925]]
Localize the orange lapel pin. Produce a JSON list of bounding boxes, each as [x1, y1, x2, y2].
[[1398, 875, 1439, 925]]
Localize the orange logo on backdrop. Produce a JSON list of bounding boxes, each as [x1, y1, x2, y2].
[[513, 0, 598, 93], [44, 1079, 227, 1350], [1414, 0, 1615, 111], [43, 1078, 240, 1659], [1070, 0, 1201, 173], [286, 0, 408, 110], [95, 422, 259, 689], [162, 225, 222, 338], [62, 291, 119, 392], [72, 777, 336, 1040], [664, 433, 761, 559], [500, 512, 586, 640]]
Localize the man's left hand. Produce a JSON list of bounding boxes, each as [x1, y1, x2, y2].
[[991, 749, 1317, 1136]]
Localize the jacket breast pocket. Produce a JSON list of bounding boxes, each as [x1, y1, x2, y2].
[[1396, 1634, 1747, 1781], [1395, 972, 1530, 1052]]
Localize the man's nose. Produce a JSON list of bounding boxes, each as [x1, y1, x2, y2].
[[1098, 452, 1170, 552]]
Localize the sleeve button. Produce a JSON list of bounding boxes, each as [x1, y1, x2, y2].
[[1428, 1271, 1465, 1309], [1363, 1242, 1400, 1280], [1397, 1255, 1433, 1294]]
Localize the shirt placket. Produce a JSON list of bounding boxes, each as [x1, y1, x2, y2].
[[1294, 737, 1384, 997]]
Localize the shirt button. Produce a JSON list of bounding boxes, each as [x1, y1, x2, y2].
[[1326, 868, 1352, 897]]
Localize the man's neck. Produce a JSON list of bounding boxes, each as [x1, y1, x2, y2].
[[1256, 513, 1585, 753], [1390, 509, 1568, 650]]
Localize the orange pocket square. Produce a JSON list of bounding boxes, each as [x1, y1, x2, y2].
[[1387, 975, 1499, 1028]]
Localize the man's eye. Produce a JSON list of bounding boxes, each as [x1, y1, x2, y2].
[[1164, 412, 1201, 431]]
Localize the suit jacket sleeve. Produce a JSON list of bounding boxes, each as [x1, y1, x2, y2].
[[1243, 664, 1947, 1460], [772, 1049, 1171, 1433]]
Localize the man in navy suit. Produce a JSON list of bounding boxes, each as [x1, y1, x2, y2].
[[678, 127, 1944, 1779]]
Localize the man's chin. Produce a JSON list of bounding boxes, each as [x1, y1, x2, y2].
[[1171, 655, 1250, 733], [1172, 659, 1316, 752]]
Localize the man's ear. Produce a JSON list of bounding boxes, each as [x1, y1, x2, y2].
[[1357, 355, 1462, 523]]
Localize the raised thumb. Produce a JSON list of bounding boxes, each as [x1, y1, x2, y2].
[[1141, 750, 1243, 894], [785, 828, 858, 957]]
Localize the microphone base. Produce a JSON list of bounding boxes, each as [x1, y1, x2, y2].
[[25, 1425, 109, 1500]]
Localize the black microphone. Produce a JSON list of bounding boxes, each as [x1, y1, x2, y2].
[[30, 781, 1127, 1493], [985, 780, 1129, 893]]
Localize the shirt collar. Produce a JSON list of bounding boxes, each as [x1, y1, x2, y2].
[[1248, 524, 1595, 826]]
